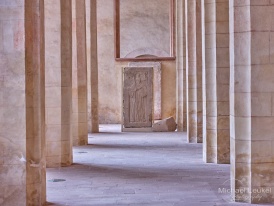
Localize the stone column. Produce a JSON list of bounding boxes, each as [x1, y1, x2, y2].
[[216, 0, 230, 163], [196, 0, 203, 143], [72, 0, 88, 146], [25, 1, 46, 204], [185, 0, 198, 143], [230, 0, 274, 203], [86, 0, 92, 133], [203, 0, 217, 163], [176, 0, 184, 132], [203, 0, 230, 163], [90, 0, 99, 133], [45, 0, 73, 167], [72, 0, 78, 145], [0, 0, 46, 205], [182, 0, 187, 132]]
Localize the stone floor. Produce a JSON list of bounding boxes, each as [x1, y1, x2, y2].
[[46, 124, 268, 206]]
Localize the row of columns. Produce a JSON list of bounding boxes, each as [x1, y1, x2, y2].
[[45, 0, 99, 167], [1, 0, 274, 204], [177, 0, 230, 161], [0, 0, 99, 205], [203, 0, 230, 164], [176, 0, 274, 203]]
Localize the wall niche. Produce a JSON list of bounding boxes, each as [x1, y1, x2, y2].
[[114, 0, 175, 61]]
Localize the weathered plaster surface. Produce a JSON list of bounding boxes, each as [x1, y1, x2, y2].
[[120, 0, 170, 58], [96, 0, 176, 124]]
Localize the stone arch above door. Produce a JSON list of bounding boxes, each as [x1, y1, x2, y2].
[[124, 47, 170, 58]]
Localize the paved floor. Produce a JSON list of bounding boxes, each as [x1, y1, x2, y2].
[[46, 125, 265, 206]]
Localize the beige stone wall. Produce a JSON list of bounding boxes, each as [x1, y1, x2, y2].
[[96, 0, 177, 124], [97, 0, 120, 124], [0, 8, 26, 204]]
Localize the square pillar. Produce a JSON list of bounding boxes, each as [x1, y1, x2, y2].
[[202, 0, 230, 164], [196, 0, 203, 143], [0, 0, 46, 204], [185, 0, 198, 143], [182, 0, 187, 132], [89, 0, 99, 133], [185, 0, 203, 143], [72, 0, 88, 146], [203, 0, 217, 163], [216, 0, 230, 164], [45, 0, 73, 167], [176, 0, 184, 132], [230, 0, 274, 203]]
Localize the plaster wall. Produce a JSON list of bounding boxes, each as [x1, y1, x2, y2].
[[0, 6, 26, 196], [0, 1, 46, 204], [96, 0, 176, 124], [119, 0, 170, 58]]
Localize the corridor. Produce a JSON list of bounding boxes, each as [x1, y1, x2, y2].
[[47, 125, 253, 206]]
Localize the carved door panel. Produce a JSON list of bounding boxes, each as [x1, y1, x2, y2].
[[129, 62, 162, 120], [123, 67, 153, 128]]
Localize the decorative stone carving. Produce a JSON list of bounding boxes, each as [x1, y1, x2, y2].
[[152, 117, 177, 132], [123, 67, 153, 128], [129, 62, 162, 120]]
